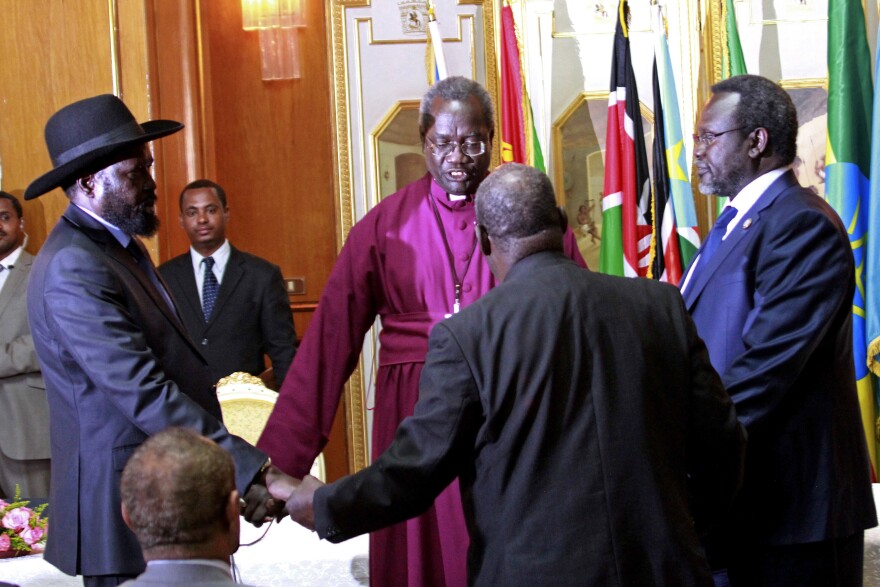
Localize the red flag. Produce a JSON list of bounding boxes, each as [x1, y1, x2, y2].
[[600, 1, 652, 277], [500, 3, 543, 167]]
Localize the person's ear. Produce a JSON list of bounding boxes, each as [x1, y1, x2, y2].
[[557, 206, 569, 232], [77, 175, 96, 196], [750, 127, 769, 159], [476, 224, 492, 257], [121, 502, 133, 531], [226, 489, 241, 553]]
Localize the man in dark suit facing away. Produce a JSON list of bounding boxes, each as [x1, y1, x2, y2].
[[682, 74, 877, 587], [159, 179, 297, 388], [267, 163, 747, 587], [24, 95, 279, 587]]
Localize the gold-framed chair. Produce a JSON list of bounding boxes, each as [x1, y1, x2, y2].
[[216, 372, 325, 482]]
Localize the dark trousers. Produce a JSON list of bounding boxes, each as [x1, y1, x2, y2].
[[82, 575, 137, 587], [727, 532, 864, 587]]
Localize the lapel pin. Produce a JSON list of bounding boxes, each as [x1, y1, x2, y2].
[[742, 218, 753, 230]]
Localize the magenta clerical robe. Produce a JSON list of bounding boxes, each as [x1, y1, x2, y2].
[[258, 173, 586, 586]]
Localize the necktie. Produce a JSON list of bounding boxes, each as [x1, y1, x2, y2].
[[202, 256, 219, 321], [697, 205, 738, 271]]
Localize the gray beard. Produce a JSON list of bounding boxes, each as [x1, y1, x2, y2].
[[101, 196, 160, 237]]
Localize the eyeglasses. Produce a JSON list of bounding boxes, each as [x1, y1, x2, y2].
[[692, 126, 748, 146], [425, 137, 487, 158]]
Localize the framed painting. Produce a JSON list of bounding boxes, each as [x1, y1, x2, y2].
[[551, 91, 654, 270], [780, 78, 827, 197]]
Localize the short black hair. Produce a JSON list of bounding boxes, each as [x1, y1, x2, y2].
[[0, 191, 22, 218], [711, 74, 798, 166], [476, 163, 561, 249], [179, 179, 227, 210], [419, 76, 495, 143]]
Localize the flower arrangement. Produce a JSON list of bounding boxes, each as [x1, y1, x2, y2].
[[0, 486, 48, 555]]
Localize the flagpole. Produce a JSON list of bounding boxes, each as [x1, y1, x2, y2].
[[427, 0, 448, 80]]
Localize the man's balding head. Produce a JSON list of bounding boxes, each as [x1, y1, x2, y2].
[[120, 428, 239, 561], [475, 164, 565, 279]]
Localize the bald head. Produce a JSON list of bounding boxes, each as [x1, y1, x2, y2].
[[476, 163, 564, 252], [474, 164, 565, 280]]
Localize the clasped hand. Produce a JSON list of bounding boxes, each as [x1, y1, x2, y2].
[[265, 468, 324, 531]]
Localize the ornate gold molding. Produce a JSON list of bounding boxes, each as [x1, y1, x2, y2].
[[330, 0, 368, 474]]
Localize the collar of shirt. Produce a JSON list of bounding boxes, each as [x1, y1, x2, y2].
[[0, 245, 23, 293], [73, 203, 131, 248], [146, 558, 232, 577], [0, 245, 23, 270], [190, 239, 231, 284], [430, 178, 473, 209], [722, 166, 789, 240]]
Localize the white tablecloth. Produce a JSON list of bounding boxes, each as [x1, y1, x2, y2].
[[0, 518, 368, 587], [863, 484, 880, 586]]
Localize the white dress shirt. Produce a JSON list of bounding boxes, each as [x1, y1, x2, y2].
[[681, 167, 789, 293], [190, 240, 231, 305]]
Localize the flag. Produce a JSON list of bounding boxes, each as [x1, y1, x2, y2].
[[721, 0, 747, 79], [826, 0, 877, 471], [649, 5, 701, 285], [600, 0, 652, 277], [499, 2, 544, 170], [716, 0, 747, 215]]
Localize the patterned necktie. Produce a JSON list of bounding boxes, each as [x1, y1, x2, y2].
[[697, 205, 738, 272], [202, 256, 219, 321]]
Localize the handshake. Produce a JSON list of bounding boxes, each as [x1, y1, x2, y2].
[[240, 464, 324, 531]]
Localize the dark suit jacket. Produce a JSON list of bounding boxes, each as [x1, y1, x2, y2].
[[27, 204, 266, 577], [315, 251, 746, 587], [683, 170, 877, 545], [0, 250, 50, 497], [159, 246, 297, 386]]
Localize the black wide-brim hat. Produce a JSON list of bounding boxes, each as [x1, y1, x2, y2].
[[24, 94, 183, 200]]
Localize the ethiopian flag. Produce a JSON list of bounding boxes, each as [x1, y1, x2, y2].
[[826, 0, 876, 471]]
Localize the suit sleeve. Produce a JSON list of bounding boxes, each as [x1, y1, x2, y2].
[[42, 246, 265, 492], [260, 263, 298, 385], [313, 322, 482, 542], [679, 293, 746, 528], [722, 204, 853, 429]]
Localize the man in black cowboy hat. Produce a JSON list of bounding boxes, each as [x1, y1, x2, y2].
[[25, 95, 280, 587]]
